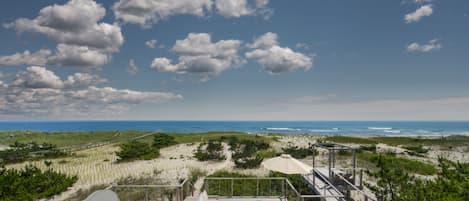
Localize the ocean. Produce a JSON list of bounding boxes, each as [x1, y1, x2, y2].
[[0, 121, 468, 136]]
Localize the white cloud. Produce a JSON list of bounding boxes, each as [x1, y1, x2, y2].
[[247, 32, 278, 49], [47, 44, 110, 67], [246, 32, 313, 74], [2, 0, 123, 68], [145, 39, 157, 48], [12, 66, 64, 89], [0, 49, 52, 66], [151, 33, 243, 78], [0, 66, 181, 117], [405, 4, 433, 23], [64, 72, 107, 88], [407, 39, 441, 52], [215, 0, 271, 18], [113, 0, 212, 28], [0, 44, 109, 68], [127, 59, 138, 75], [112, 0, 272, 28]]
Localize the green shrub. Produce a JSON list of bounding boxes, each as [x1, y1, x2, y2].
[[358, 144, 377, 152], [229, 138, 270, 169], [234, 155, 264, 169], [116, 141, 159, 162], [402, 145, 429, 154], [368, 157, 469, 201], [194, 140, 226, 161], [359, 152, 437, 175], [0, 142, 67, 164], [282, 145, 317, 159], [153, 133, 177, 149], [0, 164, 77, 201]]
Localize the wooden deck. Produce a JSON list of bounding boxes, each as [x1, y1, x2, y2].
[[302, 168, 344, 201]]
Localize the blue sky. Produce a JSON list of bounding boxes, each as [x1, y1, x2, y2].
[[0, 0, 468, 120]]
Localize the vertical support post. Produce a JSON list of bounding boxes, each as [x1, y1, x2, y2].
[[256, 178, 259, 197], [332, 149, 335, 168], [328, 149, 332, 179], [352, 149, 357, 184], [218, 180, 221, 196], [145, 188, 148, 201], [205, 179, 208, 193], [282, 179, 285, 198], [360, 169, 364, 189], [312, 146, 315, 169], [231, 178, 234, 197]]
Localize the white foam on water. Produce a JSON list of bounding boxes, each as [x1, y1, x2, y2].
[[368, 127, 392, 130], [265, 127, 301, 131]]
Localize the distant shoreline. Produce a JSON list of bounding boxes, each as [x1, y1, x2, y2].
[[1, 121, 469, 136]]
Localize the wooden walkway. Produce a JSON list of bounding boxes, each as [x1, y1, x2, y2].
[[302, 168, 344, 201]]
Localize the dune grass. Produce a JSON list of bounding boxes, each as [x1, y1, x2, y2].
[[0, 130, 149, 147], [324, 135, 469, 148]]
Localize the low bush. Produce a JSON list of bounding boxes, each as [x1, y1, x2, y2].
[[368, 157, 469, 201], [194, 140, 226, 161], [229, 137, 270, 169], [358, 144, 377, 152], [0, 142, 67, 164], [116, 140, 159, 162], [282, 145, 317, 159], [0, 164, 77, 201], [153, 133, 177, 149], [402, 144, 429, 154], [233, 155, 263, 169]]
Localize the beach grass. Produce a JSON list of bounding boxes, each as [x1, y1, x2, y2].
[[134, 131, 272, 144], [0, 130, 148, 147], [324, 135, 469, 148]]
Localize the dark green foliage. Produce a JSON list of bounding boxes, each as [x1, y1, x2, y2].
[[233, 155, 263, 169], [116, 140, 159, 162], [269, 172, 314, 195], [228, 137, 270, 169], [359, 152, 436, 175], [282, 145, 317, 159], [0, 165, 77, 201], [152, 133, 177, 149], [358, 144, 377, 152], [402, 145, 429, 157], [325, 135, 469, 149], [369, 157, 469, 201], [206, 171, 284, 197], [194, 140, 226, 161], [0, 142, 67, 164]]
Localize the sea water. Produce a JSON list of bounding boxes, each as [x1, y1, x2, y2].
[[0, 121, 468, 136]]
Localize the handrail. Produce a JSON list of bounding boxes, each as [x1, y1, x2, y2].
[[310, 169, 344, 197], [333, 173, 376, 201]]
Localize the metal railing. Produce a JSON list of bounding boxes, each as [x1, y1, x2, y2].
[[108, 179, 193, 201], [204, 177, 304, 201], [304, 169, 345, 201]]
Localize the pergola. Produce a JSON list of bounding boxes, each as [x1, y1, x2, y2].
[[311, 143, 358, 184]]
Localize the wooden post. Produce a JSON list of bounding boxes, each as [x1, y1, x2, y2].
[[352, 149, 357, 184], [231, 178, 234, 197]]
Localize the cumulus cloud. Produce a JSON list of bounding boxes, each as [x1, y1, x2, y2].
[[151, 33, 243, 78], [2, 0, 123, 68], [0, 49, 52, 66], [145, 39, 157, 48], [405, 4, 433, 23], [0, 44, 109, 68], [407, 39, 441, 52], [112, 0, 272, 28], [113, 0, 212, 28], [245, 32, 313, 74], [127, 59, 138, 75], [0, 66, 181, 117], [215, 0, 272, 18]]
